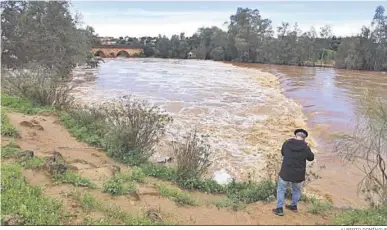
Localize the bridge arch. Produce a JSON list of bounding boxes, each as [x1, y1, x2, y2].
[[94, 50, 106, 58], [116, 50, 130, 57]]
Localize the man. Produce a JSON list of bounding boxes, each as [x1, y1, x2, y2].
[[272, 128, 315, 216]]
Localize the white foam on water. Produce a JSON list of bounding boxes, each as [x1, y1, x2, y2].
[[213, 170, 233, 185], [71, 58, 285, 179]]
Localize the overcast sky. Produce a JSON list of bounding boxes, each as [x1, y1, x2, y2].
[[71, 1, 386, 38]]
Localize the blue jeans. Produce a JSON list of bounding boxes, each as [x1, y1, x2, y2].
[[276, 176, 303, 208]]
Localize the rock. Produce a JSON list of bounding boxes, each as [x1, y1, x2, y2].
[[19, 121, 44, 131], [38, 111, 55, 117], [146, 208, 163, 222], [111, 165, 121, 176], [67, 165, 79, 171], [16, 150, 34, 158], [154, 157, 174, 164], [3, 214, 24, 225]]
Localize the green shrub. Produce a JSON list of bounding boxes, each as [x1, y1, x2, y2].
[[307, 198, 333, 214], [177, 178, 226, 194], [62, 97, 172, 166], [173, 130, 212, 182], [332, 205, 387, 225], [140, 162, 176, 181], [103, 174, 137, 196], [53, 171, 96, 188], [1, 164, 63, 225], [100, 97, 172, 165], [158, 185, 198, 206], [130, 167, 146, 183], [226, 179, 276, 203], [1, 111, 19, 137]]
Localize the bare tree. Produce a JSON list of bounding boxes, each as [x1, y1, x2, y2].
[[334, 90, 387, 207]]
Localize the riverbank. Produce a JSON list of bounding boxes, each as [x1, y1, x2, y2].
[[3, 99, 386, 225], [2, 68, 386, 225]]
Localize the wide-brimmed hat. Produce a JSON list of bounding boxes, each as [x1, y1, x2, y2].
[[294, 129, 308, 137]]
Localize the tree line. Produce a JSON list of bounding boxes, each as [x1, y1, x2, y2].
[[1, 1, 99, 76], [1, 2, 386, 72], [120, 6, 386, 71]]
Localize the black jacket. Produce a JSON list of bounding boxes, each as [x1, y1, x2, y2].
[[279, 138, 315, 183]]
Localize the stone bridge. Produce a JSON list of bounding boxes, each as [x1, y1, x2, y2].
[[92, 45, 144, 58]]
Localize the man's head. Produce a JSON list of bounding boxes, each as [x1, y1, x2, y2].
[[294, 129, 308, 140]]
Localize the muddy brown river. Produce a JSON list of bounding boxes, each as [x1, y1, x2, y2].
[[72, 58, 387, 208]]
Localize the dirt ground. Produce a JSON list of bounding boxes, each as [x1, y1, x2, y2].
[[1, 111, 338, 225]]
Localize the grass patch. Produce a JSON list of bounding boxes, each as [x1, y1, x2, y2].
[[211, 198, 246, 211], [60, 111, 104, 147], [1, 111, 19, 137], [71, 191, 101, 211], [158, 184, 198, 207], [1, 146, 21, 158], [140, 162, 176, 181], [103, 173, 137, 196], [71, 191, 168, 225], [103, 206, 159, 225], [1, 164, 64, 225], [1, 93, 53, 115], [307, 198, 333, 214], [53, 171, 96, 188], [332, 205, 387, 225], [18, 157, 46, 169]]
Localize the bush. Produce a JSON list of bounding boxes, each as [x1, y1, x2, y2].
[[226, 179, 277, 203], [332, 205, 387, 225], [1, 164, 63, 225], [103, 173, 137, 196], [100, 96, 173, 165], [177, 178, 226, 194], [1, 111, 19, 137], [62, 96, 172, 166], [1, 67, 73, 110], [130, 167, 146, 183], [173, 129, 212, 182]]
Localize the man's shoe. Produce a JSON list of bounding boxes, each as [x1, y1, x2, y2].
[[285, 204, 298, 212], [272, 208, 284, 216]]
